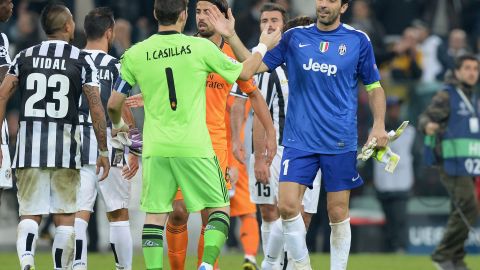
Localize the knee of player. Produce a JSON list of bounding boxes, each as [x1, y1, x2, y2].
[[259, 204, 280, 221], [169, 206, 189, 225], [107, 208, 129, 222], [278, 201, 301, 219], [327, 204, 349, 223]]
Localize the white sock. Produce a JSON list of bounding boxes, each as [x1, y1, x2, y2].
[[261, 218, 284, 269], [73, 218, 88, 269], [282, 214, 309, 264], [52, 226, 75, 270], [110, 221, 133, 270], [330, 218, 351, 270], [260, 219, 272, 255], [17, 219, 38, 269], [199, 262, 213, 270]]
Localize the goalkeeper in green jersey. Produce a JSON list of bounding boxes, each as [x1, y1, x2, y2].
[[106, 0, 280, 269]]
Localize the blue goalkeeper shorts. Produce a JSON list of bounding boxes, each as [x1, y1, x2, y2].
[[279, 147, 363, 192]]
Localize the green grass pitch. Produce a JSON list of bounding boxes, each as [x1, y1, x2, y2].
[[1, 252, 479, 269]]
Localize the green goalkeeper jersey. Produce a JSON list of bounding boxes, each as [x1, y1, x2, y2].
[[117, 31, 243, 157]]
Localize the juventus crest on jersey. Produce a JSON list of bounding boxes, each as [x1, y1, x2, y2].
[[78, 50, 120, 166], [8, 40, 99, 169]]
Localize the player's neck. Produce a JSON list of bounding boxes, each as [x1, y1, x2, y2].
[[47, 33, 70, 43], [316, 20, 341, 32], [208, 34, 223, 48], [158, 24, 181, 34], [85, 39, 108, 53]]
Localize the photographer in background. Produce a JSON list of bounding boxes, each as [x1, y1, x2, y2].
[[418, 54, 480, 270]]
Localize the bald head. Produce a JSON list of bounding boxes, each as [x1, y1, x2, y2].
[[40, 4, 73, 36]]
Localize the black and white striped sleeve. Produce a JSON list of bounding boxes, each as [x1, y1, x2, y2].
[[0, 33, 10, 67], [7, 51, 22, 77], [80, 52, 99, 87]]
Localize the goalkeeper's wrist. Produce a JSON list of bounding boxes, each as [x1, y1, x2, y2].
[[252, 43, 267, 58], [113, 118, 125, 129]]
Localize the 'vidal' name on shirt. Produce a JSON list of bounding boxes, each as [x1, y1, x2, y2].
[[146, 45, 191, 60], [32, 57, 67, 70]]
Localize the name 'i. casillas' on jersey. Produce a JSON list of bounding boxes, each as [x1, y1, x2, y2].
[[146, 45, 191, 60]]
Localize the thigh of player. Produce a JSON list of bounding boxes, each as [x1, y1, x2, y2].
[[98, 166, 131, 212], [50, 168, 80, 214], [319, 151, 363, 192], [141, 156, 178, 214], [172, 156, 230, 213], [77, 165, 99, 212]]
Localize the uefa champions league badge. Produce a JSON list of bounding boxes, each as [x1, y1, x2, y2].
[[338, 44, 347, 56]]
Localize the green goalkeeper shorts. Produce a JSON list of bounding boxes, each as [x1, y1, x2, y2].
[[141, 156, 230, 213]]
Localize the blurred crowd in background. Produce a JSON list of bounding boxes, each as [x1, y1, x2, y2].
[[0, 0, 480, 254]]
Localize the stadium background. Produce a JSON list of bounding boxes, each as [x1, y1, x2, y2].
[[0, 0, 480, 269]]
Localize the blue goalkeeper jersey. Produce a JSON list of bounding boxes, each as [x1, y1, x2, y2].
[[263, 23, 381, 154]]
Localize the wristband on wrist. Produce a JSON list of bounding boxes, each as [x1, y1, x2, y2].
[[99, 150, 109, 157], [252, 43, 268, 57], [113, 118, 125, 129]]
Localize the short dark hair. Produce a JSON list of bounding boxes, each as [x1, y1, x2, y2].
[[84, 7, 114, 40], [40, 3, 69, 35], [260, 3, 288, 25], [454, 54, 479, 70], [284, 16, 314, 32], [154, 0, 188, 26], [198, 0, 229, 18], [342, 0, 351, 5]]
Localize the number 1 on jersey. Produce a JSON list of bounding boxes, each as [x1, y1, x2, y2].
[[283, 159, 290, 176], [165, 67, 177, 111]]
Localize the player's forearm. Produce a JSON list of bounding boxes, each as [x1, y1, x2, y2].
[[253, 114, 267, 159], [368, 87, 386, 129], [239, 53, 264, 80], [0, 66, 8, 84], [230, 97, 246, 143], [107, 91, 126, 126], [226, 33, 252, 62], [248, 90, 275, 139], [121, 103, 136, 128], [83, 85, 108, 151], [0, 77, 18, 144]]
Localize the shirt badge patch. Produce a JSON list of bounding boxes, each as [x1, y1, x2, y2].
[[338, 44, 347, 56], [319, 42, 329, 53]]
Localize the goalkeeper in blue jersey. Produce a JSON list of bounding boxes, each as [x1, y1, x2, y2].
[[206, 0, 388, 269]]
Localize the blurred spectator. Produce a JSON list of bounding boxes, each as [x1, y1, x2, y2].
[[110, 18, 131, 58], [235, 0, 269, 49], [437, 29, 470, 80], [290, 0, 316, 17], [14, 11, 42, 53], [373, 96, 415, 253], [372, 0, 426, 35], [424, 0, 466, 37], [412, 20, 442, 84], [348, 0, 388, 65], [389, 27, 423, 81]]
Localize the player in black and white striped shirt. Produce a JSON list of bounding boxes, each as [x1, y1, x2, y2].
[[73, 7, 139, 270], [0, 0, 13, 204], [0, 4, 110, 270]]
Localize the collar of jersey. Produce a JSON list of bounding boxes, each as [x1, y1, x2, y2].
[[157, 30, 180, 35], [42, 40, 69, 44], [314, 23, 343, 34], [83, 49, 105, 54]]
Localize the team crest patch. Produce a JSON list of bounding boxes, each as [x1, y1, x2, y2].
[[338, 44, 347, 56], [319, 42, 329, 53], [0, 46, 7, 57]]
